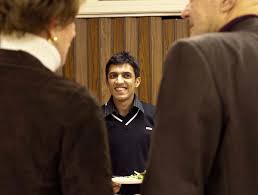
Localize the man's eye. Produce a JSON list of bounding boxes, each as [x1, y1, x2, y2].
[[123, 73, 131, 79], [109, 73, 117, 79]]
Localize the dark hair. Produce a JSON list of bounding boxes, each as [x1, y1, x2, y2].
[[105, 51, 140, 80], [0, 0, 84, 35]]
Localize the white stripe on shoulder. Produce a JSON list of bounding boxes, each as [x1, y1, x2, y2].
[[112, 114, 123, 122], [146, 127, 152, 131], [125, 109, 140, 126]]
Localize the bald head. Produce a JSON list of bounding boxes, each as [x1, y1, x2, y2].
[[182, 0, 258, 36]]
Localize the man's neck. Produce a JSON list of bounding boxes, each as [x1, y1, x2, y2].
[[113, 96, 134, 117], [224, 0, 258, 26]]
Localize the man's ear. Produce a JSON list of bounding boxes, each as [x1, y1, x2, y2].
[[135, 77, 141, 88], [220, 0, 236, 12]]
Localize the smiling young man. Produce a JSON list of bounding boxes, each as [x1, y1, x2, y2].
[[102, 51, 155, 195]]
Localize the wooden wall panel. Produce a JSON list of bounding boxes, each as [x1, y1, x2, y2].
[[125, 18, 138, 58], [138, 17, 151, 103], [86, 19, 101, 99], [112, 18, 125, 54], [162, 18, 176, 60], [150, 17, 162, 104], [174, 18, 190, 39], [74, 19, 88, 87], [99, 18, 112, 103], [125, 17, 139, 96], [64, 16, 189, 105], [63, 39, 76, 81]]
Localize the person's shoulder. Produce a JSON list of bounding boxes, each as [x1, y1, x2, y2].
[[140, 101, 155, 126], [141, 101, 155, 109], [171, 33, 221, 48], [44, 75, 91, 99], [43, 75, 100, 121], [141, 101, 156, 116], [168, 32, 244, 65], [172, 32, 243, 52]]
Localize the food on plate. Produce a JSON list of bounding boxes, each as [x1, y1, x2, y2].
[[126, 170, 146, 181], [111, 170, 146, 184]]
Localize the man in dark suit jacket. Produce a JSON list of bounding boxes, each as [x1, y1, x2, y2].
[[142, 0, 258, 195]]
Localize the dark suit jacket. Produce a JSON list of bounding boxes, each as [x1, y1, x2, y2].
[[142, 16, 258, 195], [0, 49, 113, 195]]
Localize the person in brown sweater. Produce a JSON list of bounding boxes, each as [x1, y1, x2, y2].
[[0, 0, 113, 194]]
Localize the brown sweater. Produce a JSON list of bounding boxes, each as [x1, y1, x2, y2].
[[0, 49, 113, 195]]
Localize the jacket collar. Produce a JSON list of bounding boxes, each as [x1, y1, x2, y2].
[[219, 14, 258, 32], [104, 95, 144, 117]]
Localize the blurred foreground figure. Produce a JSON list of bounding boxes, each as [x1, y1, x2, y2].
[[142, 0, 258, 194], [0, 1, 113, 195]]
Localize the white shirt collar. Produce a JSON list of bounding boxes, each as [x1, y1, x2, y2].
[[0, 33, 61, 72]]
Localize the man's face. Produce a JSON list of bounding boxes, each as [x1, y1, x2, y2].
[[182, 0, 221, 36], [106, 63, 140, 103]]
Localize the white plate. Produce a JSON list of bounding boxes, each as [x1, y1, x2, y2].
[[112, 176, 142, 184]]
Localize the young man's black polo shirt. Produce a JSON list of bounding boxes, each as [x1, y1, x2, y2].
[[102, 95, 155, 194], [102, 95, 155, 179]]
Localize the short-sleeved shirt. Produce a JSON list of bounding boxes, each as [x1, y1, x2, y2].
[[102, 95, 155, 177]]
